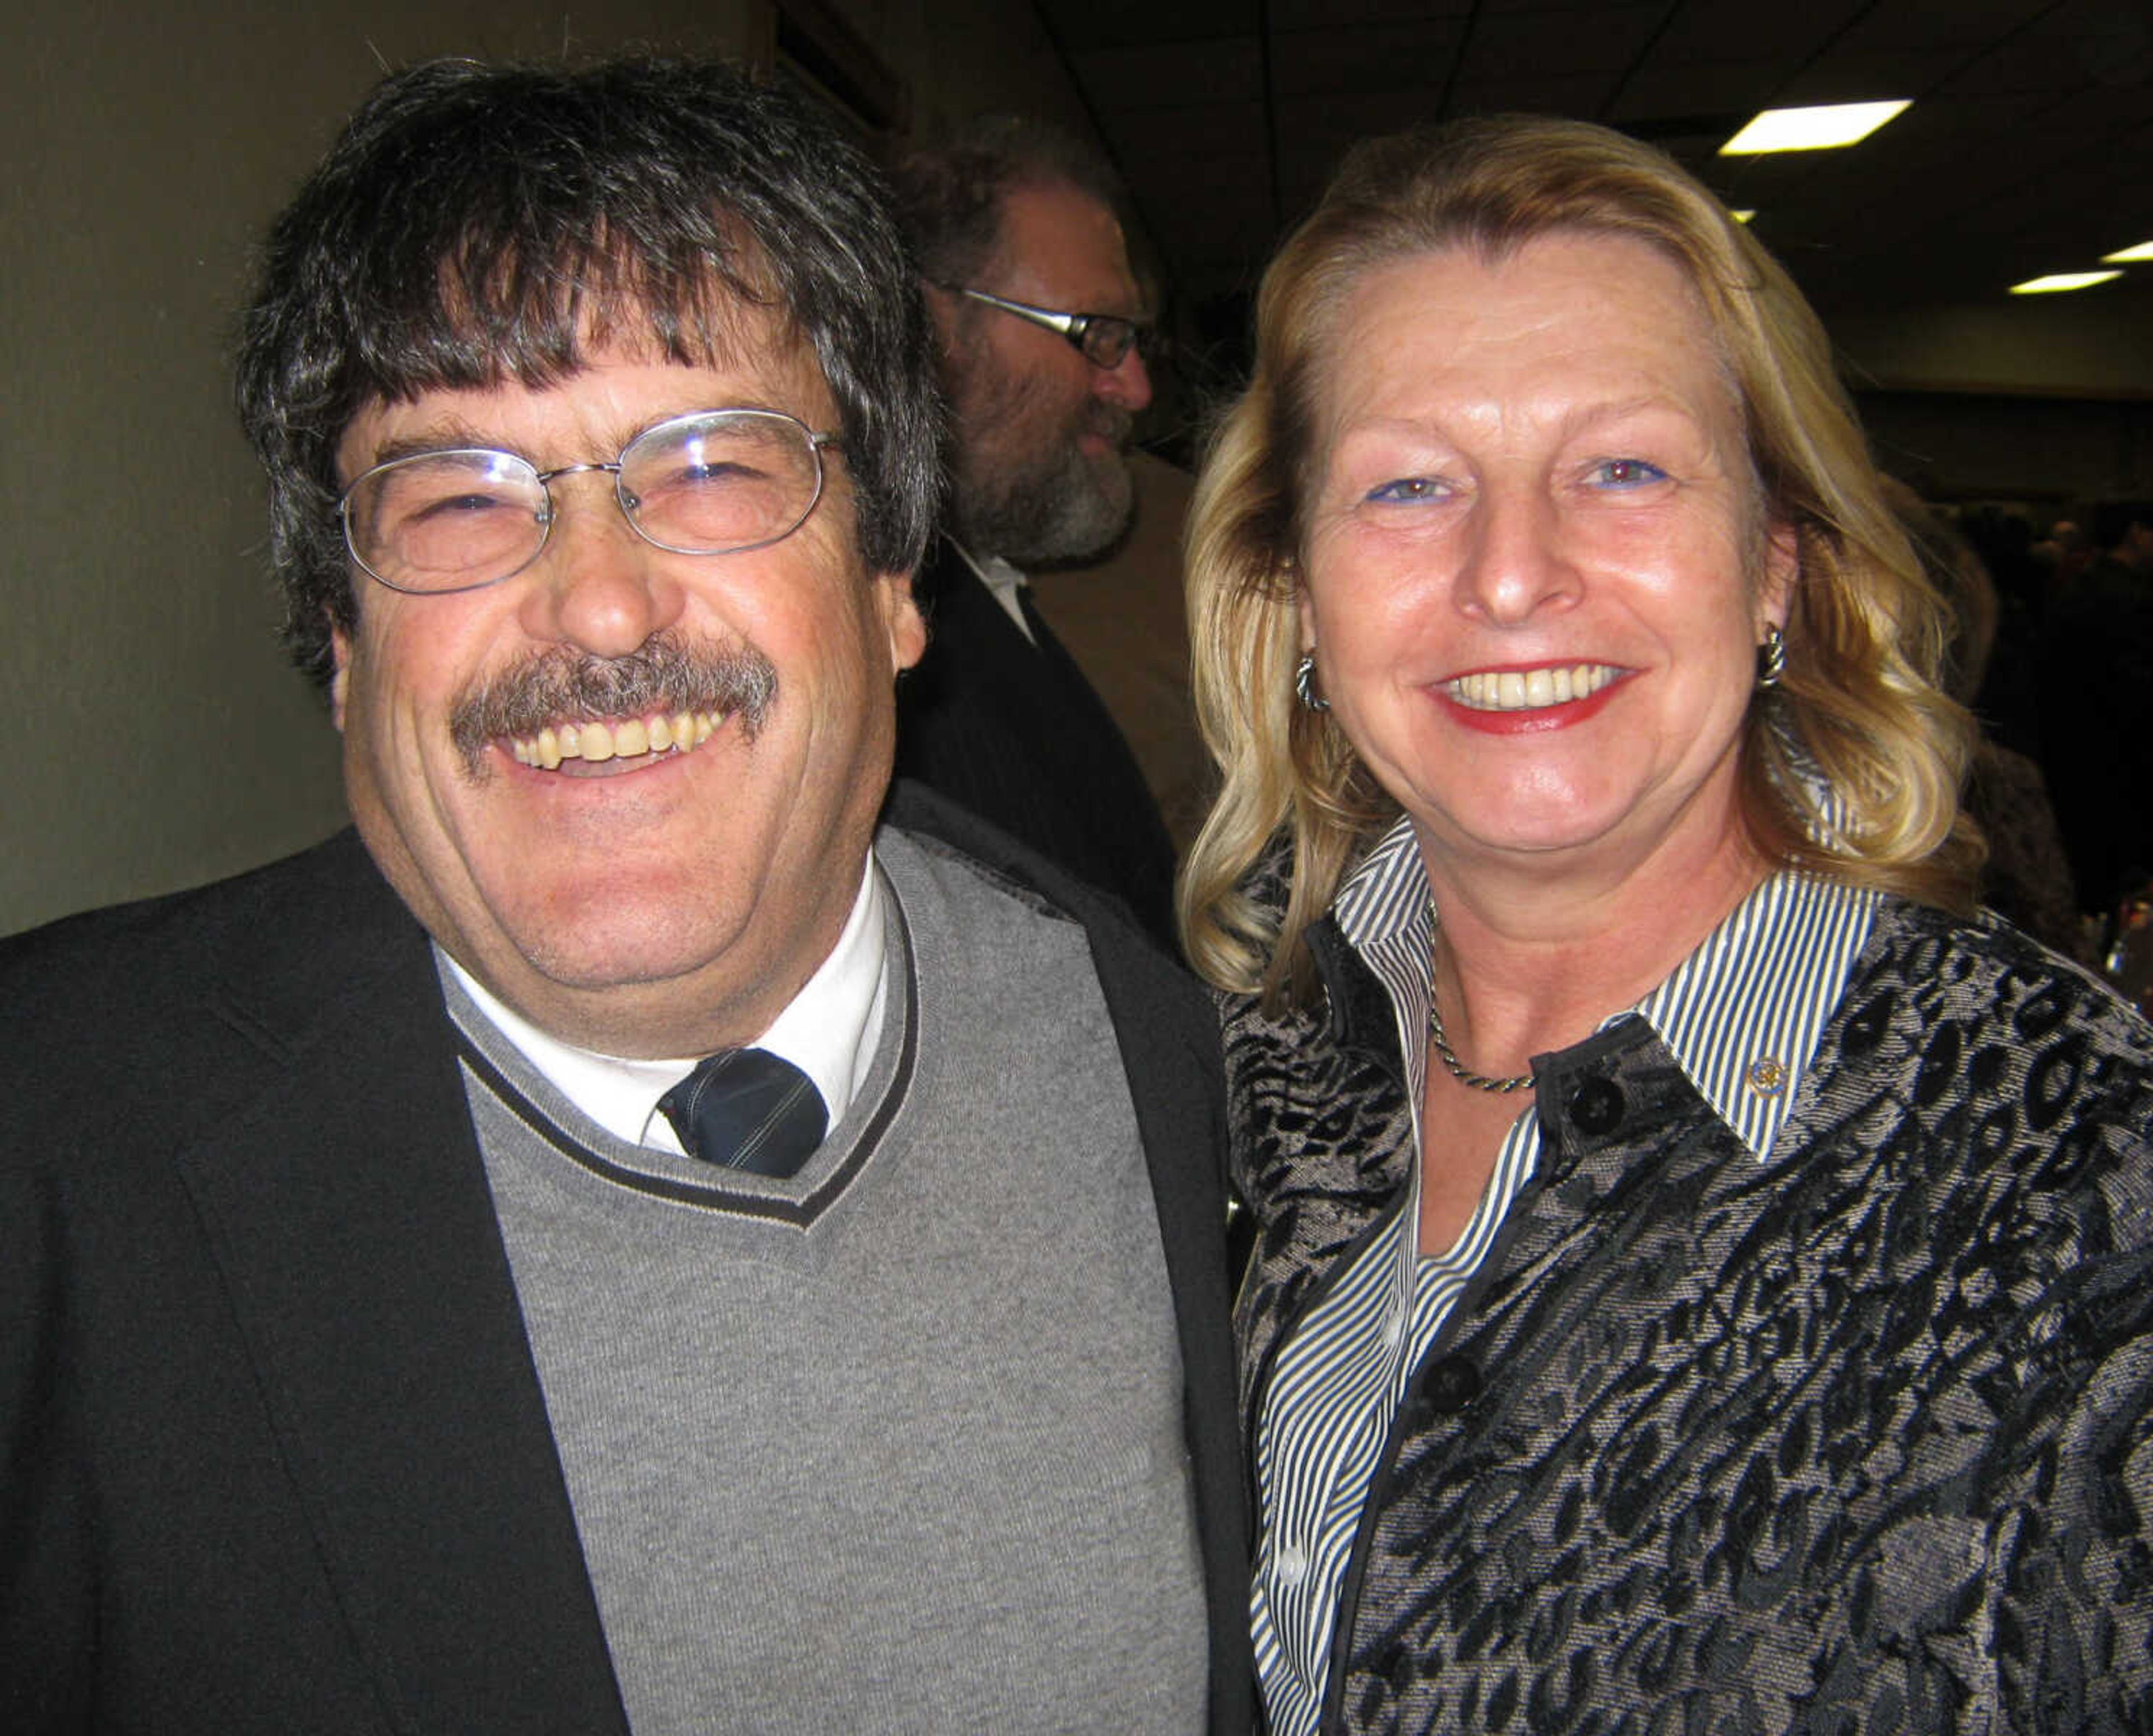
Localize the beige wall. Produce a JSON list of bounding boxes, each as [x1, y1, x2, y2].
[[1, 0, 1091, 936], [1835, 294, 2153, 402], [1835, 295, 2153, 503]]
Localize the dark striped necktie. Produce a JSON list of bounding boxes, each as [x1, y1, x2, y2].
[[658, 1049, 828, 1178]]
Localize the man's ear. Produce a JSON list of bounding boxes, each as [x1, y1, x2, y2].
[[328, 623, 352, 732], [880, 570, 927, 674]]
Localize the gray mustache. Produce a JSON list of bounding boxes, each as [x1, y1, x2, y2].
[[449, 634, 777, 774], [1087, 403, 1134, 448]]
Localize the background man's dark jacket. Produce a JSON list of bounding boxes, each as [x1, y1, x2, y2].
[[895, 536, 1182, 948]]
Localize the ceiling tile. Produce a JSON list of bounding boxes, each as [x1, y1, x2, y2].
[[1075, 37, 1264, 109], [1268, 24, 1463, 98]]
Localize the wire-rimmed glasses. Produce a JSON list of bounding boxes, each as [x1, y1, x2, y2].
[[338, 408, 841, 595], [942, 285, 1150, 371]]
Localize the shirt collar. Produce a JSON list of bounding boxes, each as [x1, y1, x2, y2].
[[440, 857, 889, 1153], [1328, 814, 1879, 1161], [1332, 817, 1438, 1116], [1630, 869, 1878, 1160], [947, 538, 1036, 642]]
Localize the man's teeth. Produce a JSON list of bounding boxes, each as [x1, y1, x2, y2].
[[1447, 665, 1621, 712], [507, 709, 725, 769]]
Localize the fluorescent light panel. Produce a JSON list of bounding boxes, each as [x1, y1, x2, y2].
[[2101, 240, 2153, 262], [2009, 271, 2122, 295], [1720, 100, 1910, 155]]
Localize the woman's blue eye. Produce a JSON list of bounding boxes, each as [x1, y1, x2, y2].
[[1365, 476, 1444, 503], [1592, 459, 1666, 488]]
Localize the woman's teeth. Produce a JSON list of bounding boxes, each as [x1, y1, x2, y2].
[[508, 709, 726, 769], [1447, 665, 1620, 712]]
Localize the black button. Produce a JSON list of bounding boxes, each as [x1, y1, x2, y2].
[[1567, 1077, 1625, 1135], [1419, 1353, 1482, 1415]]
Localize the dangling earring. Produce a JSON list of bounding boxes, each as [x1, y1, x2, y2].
[[1295, 652, 1329, 712], [1755, 623, 1786, 691]]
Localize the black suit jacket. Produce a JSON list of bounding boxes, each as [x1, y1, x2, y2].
[[0, 786, 1251, 1734], [895, 538, 1182, 948]]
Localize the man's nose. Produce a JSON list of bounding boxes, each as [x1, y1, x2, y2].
[[1094, 344, 1152, 414], [514, 476, 687, 658]]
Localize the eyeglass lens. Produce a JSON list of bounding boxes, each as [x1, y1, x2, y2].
[[343, 410, 825, 592], [1082, 318, 1138, 369]]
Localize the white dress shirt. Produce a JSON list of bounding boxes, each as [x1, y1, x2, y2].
[[442, 858, 888, 1155], [948, 539, 1037, 644]]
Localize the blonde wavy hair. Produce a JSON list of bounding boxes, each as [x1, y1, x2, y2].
[[1180, 115, 1979, 1011]]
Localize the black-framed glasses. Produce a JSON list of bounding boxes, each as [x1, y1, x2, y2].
[[338, 408, 841, 595], [944, 285, 1150, 370]]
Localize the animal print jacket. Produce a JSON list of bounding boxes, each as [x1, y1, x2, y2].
[[1226, 892, 2153, 1733]]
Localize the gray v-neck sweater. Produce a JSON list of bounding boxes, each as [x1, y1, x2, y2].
[[449, 826, 1207, 1732]]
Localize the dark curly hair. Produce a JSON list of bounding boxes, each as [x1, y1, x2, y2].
[[235, 55, 944, 687]]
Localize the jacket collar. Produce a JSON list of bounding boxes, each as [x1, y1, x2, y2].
[[1307, 911, 1412, 1091]]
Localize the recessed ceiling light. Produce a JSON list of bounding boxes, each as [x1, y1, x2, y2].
[[2101, 241, 2153, 263], [2008, 271, 2123, 295], [1729, 209, 1757, 224], [1720, 101, 1910, 155]]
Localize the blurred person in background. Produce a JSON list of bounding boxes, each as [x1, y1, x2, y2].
[[1886, 478, 2089, 961], [2039, 497, 2153, 921], [890, 118, 1181, 946]]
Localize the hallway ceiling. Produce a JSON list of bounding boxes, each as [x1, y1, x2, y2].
[[1035, 0, 2153, 330]]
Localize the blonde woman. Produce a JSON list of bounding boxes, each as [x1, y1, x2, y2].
[[1182, 115, 2153, 1732]]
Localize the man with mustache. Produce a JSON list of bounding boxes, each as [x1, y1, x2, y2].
[[0, 59, 1249, 1734], [891, 122, 1182, 947]]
